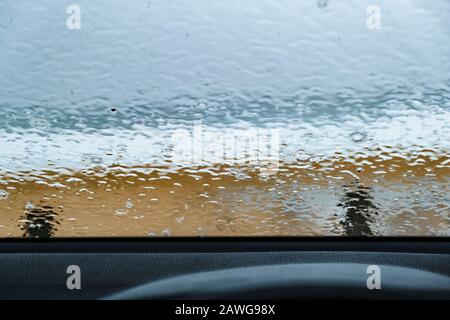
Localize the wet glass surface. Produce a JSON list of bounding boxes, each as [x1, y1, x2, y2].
[[0, 0, 449, 237]]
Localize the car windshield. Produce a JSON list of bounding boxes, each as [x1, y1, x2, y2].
[[0, 0, 449, 237]]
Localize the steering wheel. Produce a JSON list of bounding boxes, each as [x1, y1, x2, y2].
[[105, 263, 450, 299]]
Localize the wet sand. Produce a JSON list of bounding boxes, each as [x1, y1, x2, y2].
[[0, 149, 448, 237]]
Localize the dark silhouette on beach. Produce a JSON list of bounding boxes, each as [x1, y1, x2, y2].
[[338, 182, 378, 236], [19, 204, 60, 238]]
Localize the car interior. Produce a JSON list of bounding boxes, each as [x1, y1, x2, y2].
[[0, 0, 449, 303], [2, 238, 448, 300]]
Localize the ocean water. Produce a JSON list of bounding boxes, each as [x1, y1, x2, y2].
[[0, 0, 449, 237]]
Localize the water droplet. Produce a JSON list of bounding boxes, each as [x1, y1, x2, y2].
[[175, 216, 185, 223], [350, 131, 366, 143], [126, 200, 134, 209], [0, 190, 9, 199], [114, 209, 128, 217], [25, 202, 34, 209], [30, 117, 49, 129], [91, 157, 103, 164], [81, 154, 103, 165], [295, 151, 313, 161]]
